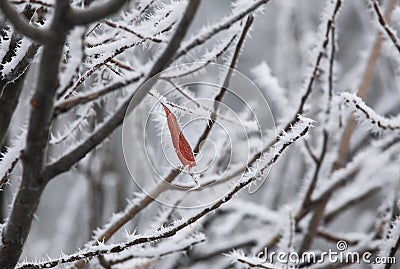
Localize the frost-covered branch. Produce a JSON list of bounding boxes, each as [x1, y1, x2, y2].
[[193, 14, 253, 154], [341, 92, 400, 132], [3, 1, 400, 268], [324, 186, 379, 223], [173, 0, 270, 62], [336, 0, 398, 169], [385, 220, 400, 269], [104, 20, 164, 43], [0, 0, 49, 43], [226, 250, 275, 269], [54, 73, 144, 116], [0, 128, 26, 190], [43, 0, 201, 182], [17, 231, 205, 269], [107, 235, 205, 266], [314, 136, 400, 205], [161, 33, 238, 79], [369, 0, 400, 55], [0, 13, 41, 145], [22, 116, 312, 269], [67, 0, 131, 26], [283, 0, 343, 130], [0, 42, 40, 91]]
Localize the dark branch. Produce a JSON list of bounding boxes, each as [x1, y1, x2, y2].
[[0, 1, 71, 268], [54, 74, 143, 116], [193, 14, 253, 154], [370, 0, 400, 55], [0, 0, 49, 43], [68, 0, 130, 26]]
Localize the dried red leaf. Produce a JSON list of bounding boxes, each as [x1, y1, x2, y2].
[[162, 104, 196, 169]]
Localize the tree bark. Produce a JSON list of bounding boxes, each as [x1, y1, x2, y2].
[[0, 36, 66, 269], [0, 1, 69, 266]]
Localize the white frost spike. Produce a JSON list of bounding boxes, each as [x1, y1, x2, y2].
[[50, 104, 92, 145]]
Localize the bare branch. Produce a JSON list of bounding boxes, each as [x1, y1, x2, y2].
[[303, 140, 318, 164], [299, 198, 328, 253], [301, 131, 329, 208]]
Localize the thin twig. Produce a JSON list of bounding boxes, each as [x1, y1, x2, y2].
[[172, 0, 269, 62], [283, 0, 342, 133], [0, 156, 19, 190], [303, 140, 318, 164], [107, 238, 205, 265], [60, 20, 173, 100], [299, 198, 328, 253], [67, 0, 131, 26], [162, 33, 238, 79], [56, 28, 87, 99], [234, 258, 274, 269], [104, 20, 163, 43], [317, 229, 359, 245], [54, 74, 143, 116], [370, 0, 400, 55], [302, 131, 329, 208], [385, 231, 400, 269], [192, 14, 253, 154]]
